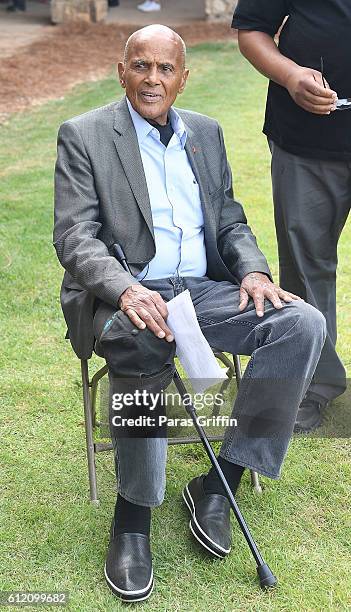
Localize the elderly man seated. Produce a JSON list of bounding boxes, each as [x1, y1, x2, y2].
[[53, 25, 326, 603]]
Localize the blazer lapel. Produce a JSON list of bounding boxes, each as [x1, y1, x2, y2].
[[112, 98, 154, 238], [184, 127, 217, 237]]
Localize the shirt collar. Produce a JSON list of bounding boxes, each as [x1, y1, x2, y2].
[[126, 97, 187, 149]]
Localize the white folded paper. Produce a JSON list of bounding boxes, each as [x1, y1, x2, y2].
[[166, 289, 227, 393]]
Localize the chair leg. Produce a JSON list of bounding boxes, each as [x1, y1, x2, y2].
[[90, 364, 108, 428], [250, 469, 263, 494], [81, 360, 99, 506], [233, 354, 242, 389]]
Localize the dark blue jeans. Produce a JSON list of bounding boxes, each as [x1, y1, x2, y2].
[[94, 276, 326, 506]]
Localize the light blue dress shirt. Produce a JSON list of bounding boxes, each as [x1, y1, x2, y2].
[[126, 99, 207, 281]]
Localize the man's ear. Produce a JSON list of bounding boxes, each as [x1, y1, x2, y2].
[[178, 68, 190, 94], [117, 62, 126, 88]]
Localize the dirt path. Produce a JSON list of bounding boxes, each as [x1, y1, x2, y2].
[[0, 20, 235, 124]]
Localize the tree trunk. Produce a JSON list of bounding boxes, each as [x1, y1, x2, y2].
[[205, 0, 238, 21], [51, 0, 108, 24]]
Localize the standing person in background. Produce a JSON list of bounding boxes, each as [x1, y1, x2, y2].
[[232, 0, 351, 433], [6, 0, 26, 11], [137, 0, 161, 12]]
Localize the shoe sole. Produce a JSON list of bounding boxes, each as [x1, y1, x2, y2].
[[182, 485, 231, 558], [294, 426, 320, 434], [294, 417, 323, 434], [104, 564, 154, 602]]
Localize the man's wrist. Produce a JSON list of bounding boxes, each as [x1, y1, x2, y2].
[[243, 271, 270, 281], [118, 283, 143, 308], [280, 62, 301, 90], [118, 286, 130, 308], [118, 284, 136, 308]]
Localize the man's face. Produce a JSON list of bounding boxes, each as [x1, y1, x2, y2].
[[118, 33, 189, 125]]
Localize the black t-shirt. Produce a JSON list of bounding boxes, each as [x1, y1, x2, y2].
[[233, 0, 351, 160]]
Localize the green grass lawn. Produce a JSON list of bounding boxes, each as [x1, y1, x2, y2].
[[0, 43, 350, 611]]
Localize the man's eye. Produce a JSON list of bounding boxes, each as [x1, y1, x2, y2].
[[161, 65, 173, 72]]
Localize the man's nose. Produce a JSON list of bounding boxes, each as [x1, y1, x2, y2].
[[145, 66, 160, 86]]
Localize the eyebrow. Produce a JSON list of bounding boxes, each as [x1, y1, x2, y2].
[[132, 58, 176, 70]]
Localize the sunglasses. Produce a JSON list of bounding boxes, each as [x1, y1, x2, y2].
[[320, 56, 351, 110]]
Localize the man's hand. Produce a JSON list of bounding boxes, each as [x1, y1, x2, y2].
[[118, 285, 174, 342], [285, 66, 337, 115], [239, 272, 302, 317], [237, 31, 338, 115]]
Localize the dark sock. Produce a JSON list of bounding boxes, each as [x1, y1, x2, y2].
[[114, 493, 151, 536], [203, 456, 245, 497]]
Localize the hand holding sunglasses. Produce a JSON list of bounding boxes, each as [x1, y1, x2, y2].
[[320, 57, 351, 111]]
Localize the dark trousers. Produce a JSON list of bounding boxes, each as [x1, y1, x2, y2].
[[270, 140, 350, 403]]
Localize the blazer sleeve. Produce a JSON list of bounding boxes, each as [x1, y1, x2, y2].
[[53, 120, 139, 305], [216, 123, 272, 282]]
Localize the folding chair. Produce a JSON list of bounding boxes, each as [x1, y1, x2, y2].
[[81, 352, 262, 505]]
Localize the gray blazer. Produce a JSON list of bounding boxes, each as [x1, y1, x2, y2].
[[54, 96, 271, 359]]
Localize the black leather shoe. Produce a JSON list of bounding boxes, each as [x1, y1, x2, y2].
[[182, 475, 231, 558], [104, 523, 153, 602], [294, 396, 325, 433]]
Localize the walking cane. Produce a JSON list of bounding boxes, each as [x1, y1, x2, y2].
[[113, 243, 277, 590]]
